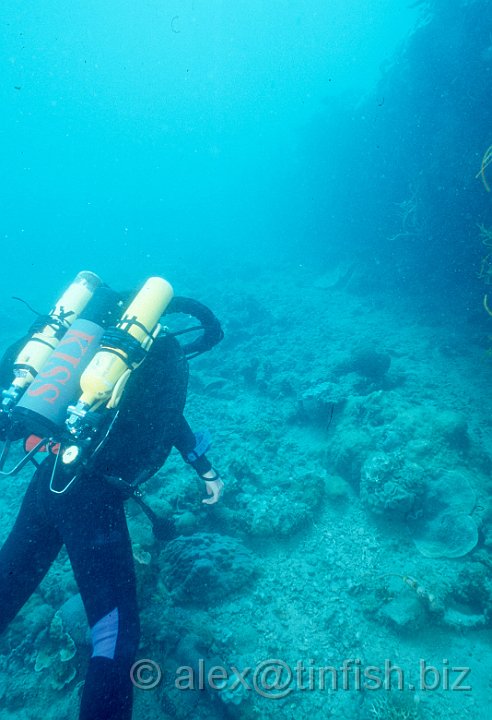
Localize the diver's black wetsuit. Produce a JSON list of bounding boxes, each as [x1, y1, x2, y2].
[[0, 333, 212, 720]]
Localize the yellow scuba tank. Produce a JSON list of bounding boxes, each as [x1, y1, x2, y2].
[[66, 276, 173, 436], [2, 271, 102, 411]]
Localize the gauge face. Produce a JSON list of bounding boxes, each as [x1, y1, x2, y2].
[[61, 445, 81, 465]]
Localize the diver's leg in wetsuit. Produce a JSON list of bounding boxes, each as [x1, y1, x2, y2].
[[0, 469, 63, 633], [50, 474, 140, 720]]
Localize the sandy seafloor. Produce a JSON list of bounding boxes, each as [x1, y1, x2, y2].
[[0, 260, 491, 720]]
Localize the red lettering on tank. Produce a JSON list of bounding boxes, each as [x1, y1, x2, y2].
[[50, 351, 82, 369], [31, 329, 96, 385], [27, 383, 60, 404], [36, 365, 72, 384], [53, 329, 96, 365], [25, 326, 99, 405], [53, 330, 95, 357]]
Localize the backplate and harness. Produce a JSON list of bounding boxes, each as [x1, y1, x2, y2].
[[0, 272, 223, 534]]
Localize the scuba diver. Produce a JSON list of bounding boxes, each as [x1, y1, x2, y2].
[[0, 271, 224, 720]]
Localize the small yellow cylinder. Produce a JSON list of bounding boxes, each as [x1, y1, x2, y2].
[[12, 270, 102, 389], [77, 277, 173, 407]]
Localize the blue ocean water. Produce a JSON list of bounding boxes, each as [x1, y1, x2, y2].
[[1, 1, 492, 719], [1, 0, 417, 297]]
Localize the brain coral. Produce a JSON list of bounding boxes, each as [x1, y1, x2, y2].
[[160, 532, 256, 604]]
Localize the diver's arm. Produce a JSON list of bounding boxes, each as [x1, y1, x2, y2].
[[174, 415, 224, 505]]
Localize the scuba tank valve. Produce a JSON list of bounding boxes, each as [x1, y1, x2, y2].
[[1, 271, 102, 414], [65, 276, 173, 442]]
